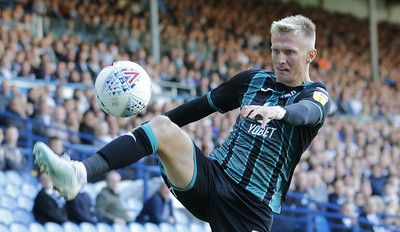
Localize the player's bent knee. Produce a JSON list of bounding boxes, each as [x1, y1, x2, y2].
[[148, 115, 191, 155], [148, 115, 181, 142]]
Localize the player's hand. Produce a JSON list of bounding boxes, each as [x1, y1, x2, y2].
[[240, 105, 286, 128]]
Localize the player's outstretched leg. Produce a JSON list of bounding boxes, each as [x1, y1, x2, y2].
[[33, 142, 87, 200]]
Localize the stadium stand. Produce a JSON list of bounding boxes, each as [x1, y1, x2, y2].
[[1, 0, 400, 231]]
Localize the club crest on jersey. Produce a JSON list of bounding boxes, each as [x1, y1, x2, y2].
[[313, 91, 329, 106]]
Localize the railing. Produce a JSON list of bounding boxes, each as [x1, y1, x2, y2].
[[0, 76, 196, 101]]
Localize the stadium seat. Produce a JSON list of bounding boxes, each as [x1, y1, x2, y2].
[[29, 222, 46, 232], [126, 197, 142, 210], [97, 222, 114, 232], [17, 196, 34, 211], [144, 222, 160, 232], [159, 222, 175, 232], [20, 182, 39, 199], [0, 223, 10, 232], [0, 171, 6, 187], [204, 223, 212, 232], [5, 170, 22, 187], [13, 209, 34, 225], [63, 221, 82, 232], [19, 171, 39, 186], [113, 223, 130, 232], [80, 222, 97, 232], [190, 223, 207, 232], [175, 223, 190, 232], [44, 222, 64, 232], [9, 222, 30, 232], [0, 207, 14, 225], [0, 195, 17, 210], [128, 222, 146, 232], [4, 184, 19, 199], [173, 209, 189, 224]]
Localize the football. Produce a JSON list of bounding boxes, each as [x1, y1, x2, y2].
[[94, 61, 152, 118]]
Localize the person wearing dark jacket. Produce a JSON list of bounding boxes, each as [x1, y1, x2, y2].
[[66, 190, 99, 224], [136, 183, 175, 225], [33, 173, 68, 224]]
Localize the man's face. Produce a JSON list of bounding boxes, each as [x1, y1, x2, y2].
[[271, 33, 314, 86]]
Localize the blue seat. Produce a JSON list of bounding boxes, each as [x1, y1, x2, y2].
[[44, 222, 64, 232], [144, 222, 160, 232], [129, 222, 146, 232], [0, 195, 17, 210], [9, 222, 30, 232], [113, 223, 130, 232], [4, 184, 19, 199], [159, 222, 175, 232], [19, 172, 39, 186], [20, 183, 39, 199], [80, 222, 97, 232], [0, 171, 6, 187], [0, 207, 14, 225], [5, 170, 22, 187], [173, 209, 189, 224], [63, 221, 82, 232], [17, 196, 34, 211], [190, 223, 207, 232], [13, 209, 34, 225], [29, 222, 46, 232], [0, 223, 10, 232], [175, 223, 190, 232], [97, 222, 114, 232]]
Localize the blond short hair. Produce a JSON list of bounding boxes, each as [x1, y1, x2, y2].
[[270, 15, 316, 48]]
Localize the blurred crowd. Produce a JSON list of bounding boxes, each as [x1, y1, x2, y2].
[[0, 0, 400, 230]]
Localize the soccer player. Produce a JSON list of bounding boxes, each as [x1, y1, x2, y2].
[[34, 14, 331, 231]]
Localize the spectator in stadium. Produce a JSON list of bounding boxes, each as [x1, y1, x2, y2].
[[93, 120, 113, 147], [95, 171, 131, 224], [359, 195, 387, 232], [3, 94, 28, 131], [369, 164, 388, 197], [34, 14, 331, 231], [330, 202, 359, 232], [136, 182, 175, 225], [32, 98, 53, 137], [0, 80, 11, 111], [2, 125, 28, 172], [65, 109, 82, 144], [66, 189, 99, 224], [0, 128, 5, 170], [328, 179, 349, 213], [79, 109, 98, 145], [48, 136, 65, 155], [33, 173, 68, 225]]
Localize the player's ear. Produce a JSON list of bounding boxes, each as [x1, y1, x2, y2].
[[307, 49, 317, 63]]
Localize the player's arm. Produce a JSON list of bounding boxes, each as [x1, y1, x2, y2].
[[164, 94, 215, 127], [241, 85, 331, 128], [282, 86, 331, 126], [280, 101, 322, 126], [164, 69, 256, 127]]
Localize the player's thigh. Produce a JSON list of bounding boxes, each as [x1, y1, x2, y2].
[[148, 115, 194, 189]]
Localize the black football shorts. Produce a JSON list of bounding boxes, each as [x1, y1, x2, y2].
[[160, 143, 274, 232]]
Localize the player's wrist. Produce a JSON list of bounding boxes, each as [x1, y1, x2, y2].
[[273, 106, 286, 120]]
